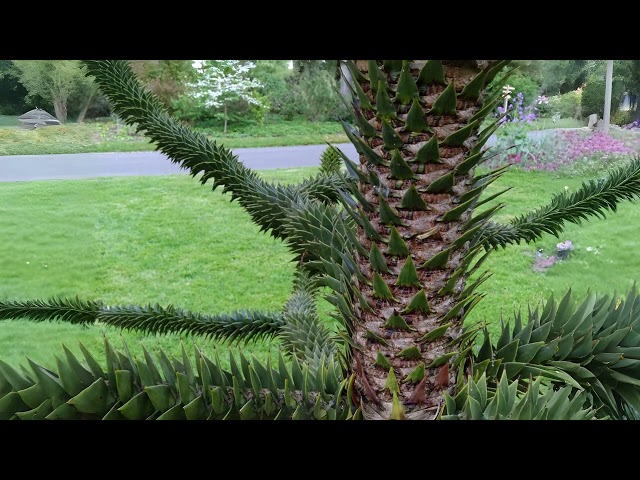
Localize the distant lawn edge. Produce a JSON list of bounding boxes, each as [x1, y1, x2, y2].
[[0, 134, 350, 156], [100, 133, 349, 152]]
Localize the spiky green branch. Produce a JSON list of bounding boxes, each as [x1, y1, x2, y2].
[[318, 145, 342, 176], [478, 157, 640, 249], [477, 286, 640, 419], [0, 297, 101, 324], [83, 60, 348, 243], [281, 271, 339, 380], [0, 337, 352, 420], [0, 298, 283, 345], [442, 372, 597, 420], [281, 199, 358, 268]]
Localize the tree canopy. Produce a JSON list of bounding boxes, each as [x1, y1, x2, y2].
[[12, 60, 95, 123]]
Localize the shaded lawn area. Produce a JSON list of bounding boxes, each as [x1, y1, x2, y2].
[[1, 166, 639, 368]]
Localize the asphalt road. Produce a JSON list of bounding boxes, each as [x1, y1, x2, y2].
[[0, 143, 359, 182]]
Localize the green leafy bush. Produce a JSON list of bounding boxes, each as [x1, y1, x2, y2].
[[262, 76, 302, 121], [487, 71, 541, 108], [611, 109, 634, 126], [295, 69, 349, 121], [581, 73, 625, 118], [547, 90, 582, 119], [173, 96, 266, 129]]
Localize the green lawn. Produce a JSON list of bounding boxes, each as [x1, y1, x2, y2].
[[1, 166, 639, 369], [0, 115, 20, 127], [471, 168, 640, 339], [530, 118, 587, 130], [0, 169, 315, 369], [0, 118, 348, 156]]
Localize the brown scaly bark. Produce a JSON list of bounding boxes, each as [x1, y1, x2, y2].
[[347, 60, 507, 420]]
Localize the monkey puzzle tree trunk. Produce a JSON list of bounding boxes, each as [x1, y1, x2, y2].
[[348, 60, 501, 420]]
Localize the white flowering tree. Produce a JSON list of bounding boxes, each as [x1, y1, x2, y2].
[[190, 60, 267, 133]]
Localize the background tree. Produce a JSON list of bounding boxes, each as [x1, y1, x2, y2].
[[12, 60, 95, 123], [580, 60, 640, 120], [252, 60, 348, 122], [68, 71, 99, 123], [293, 60, 348, 121], [483, 60, 640, 123], [295, 62, 345, 121], [0, 61, 29, 115], [168, 59, 348, 125], [182, 60, 267, 133], [537, 60, 589, 95], [129, 60, 195, 113], [486, 69, 542, 109], [252, 60, 298, 120]]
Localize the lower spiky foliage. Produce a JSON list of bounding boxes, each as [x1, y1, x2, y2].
[[0, 337, 351, 420], [4, 59, 640, 420], [475, 286, 640, 419], [441, 372, 598, 420]]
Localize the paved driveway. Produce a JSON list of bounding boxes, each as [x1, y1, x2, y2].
[[0, 143, 359, 182]]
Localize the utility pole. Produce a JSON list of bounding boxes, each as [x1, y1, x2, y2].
[[604, 60, 613, 133]]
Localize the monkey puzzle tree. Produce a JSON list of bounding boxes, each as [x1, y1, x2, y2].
[[3, 59, 640, 420]]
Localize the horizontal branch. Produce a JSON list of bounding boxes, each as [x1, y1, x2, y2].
[[0, 297, 282, 345], [478, 157, 640, 249]]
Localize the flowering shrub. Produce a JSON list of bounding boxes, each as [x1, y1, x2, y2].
[[536, 95, 549, 117], [551, 130, 637, 175], [485, 87, 640, 174], [485, 128, 639, 175], [555, 130, 633, 162], [486, 112, 554, 170]]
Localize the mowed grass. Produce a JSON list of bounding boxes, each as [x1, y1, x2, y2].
[[2, 166, 640, 369], [0, 119, 348, 156], [0, 169, 321, 369], [469, 168, 640, 338]]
